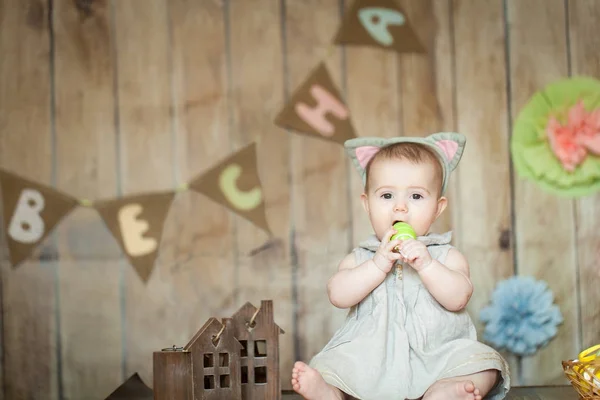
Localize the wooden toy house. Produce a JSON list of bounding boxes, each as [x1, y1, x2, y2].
[[153, 300, 283, 400], [186, 317, 243, 399], [231, 300, 284, 400], [154, 317, 242, 400]]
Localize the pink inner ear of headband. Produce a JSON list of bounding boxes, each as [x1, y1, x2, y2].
[[356, 146, 380, 169], [435, 140, 458, 162]]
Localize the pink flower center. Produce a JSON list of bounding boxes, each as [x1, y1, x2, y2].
[[546, 100, 600, 172]]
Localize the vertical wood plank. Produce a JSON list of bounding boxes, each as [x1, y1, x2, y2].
[[397, 0, 456, 234], [344, 9, 400, 245], [112, 0, 174, 387], [149, 0, 237, 387], [346, 0, 459, 248], [284, 0, 350, 363], [568, 0, 600, 351], [58, 260, 122, 399], [452, 0, 518, 379], [0, 1, 57, 399], [227, 0, 294, 390], [53, 0, 122, 397], [507, 0, 577, 385]]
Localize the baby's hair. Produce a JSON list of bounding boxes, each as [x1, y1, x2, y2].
[[364, 142, 444, 196]]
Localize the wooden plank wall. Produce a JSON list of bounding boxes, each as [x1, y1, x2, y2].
[[507, 0, 578, 385], [0, 0, 599, 398]]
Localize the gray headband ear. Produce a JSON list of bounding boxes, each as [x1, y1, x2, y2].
[[344, 132, 466, 194]]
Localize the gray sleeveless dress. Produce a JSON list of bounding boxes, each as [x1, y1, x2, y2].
[[309, 232, 510, 400]]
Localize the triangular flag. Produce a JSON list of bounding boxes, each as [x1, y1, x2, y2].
[[274, 63, 356, 144], [334, 0, 425, 53], [188, 143, 271, 234], [0, 169, 79, 267], [103, 372, 153, 400], [95, 192, 175, 282]]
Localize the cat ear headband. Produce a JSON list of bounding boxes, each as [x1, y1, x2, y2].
[[344, 132, 467, 194]]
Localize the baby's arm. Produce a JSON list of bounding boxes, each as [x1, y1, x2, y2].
[[417, 248, 473, 311], [327, 227, 402, 309]]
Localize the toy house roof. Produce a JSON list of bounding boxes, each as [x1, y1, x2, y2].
[[231, 300, 284, 334], [184, 317, 243, 351]]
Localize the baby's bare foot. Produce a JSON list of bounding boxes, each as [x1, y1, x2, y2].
[[423, 379, 481, 400], [291, 361, 344, 400]]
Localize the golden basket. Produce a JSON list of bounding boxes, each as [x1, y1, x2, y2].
[[563, 344, 600, 399]]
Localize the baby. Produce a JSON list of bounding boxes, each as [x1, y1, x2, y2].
[[291, 133, 510, 400]]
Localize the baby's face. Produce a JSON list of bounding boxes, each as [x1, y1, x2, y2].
[[361, 158, 445, 240]]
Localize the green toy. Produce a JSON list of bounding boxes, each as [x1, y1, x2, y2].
[[391, 222, 416, 241]]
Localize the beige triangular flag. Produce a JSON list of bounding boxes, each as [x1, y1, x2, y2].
[[334, 0, 425, 53], [274, 63, 356, 144], [0, 169, 79, 267], [95, 192, 175, 282], [188, 143, 270, 234]]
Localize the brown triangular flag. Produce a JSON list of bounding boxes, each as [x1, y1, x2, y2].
[[188, 143, 271, 234], [95, 192, 175, 282], [104, 372, 153, 400], [0, 169, 79, 267], [334, 0, 425, 53], [274, 62, 356, 144]]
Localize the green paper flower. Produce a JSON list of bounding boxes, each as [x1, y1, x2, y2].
[[511, 76, 600, 197]]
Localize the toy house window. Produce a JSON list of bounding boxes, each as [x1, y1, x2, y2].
[[220, 374, 230, 388], [219, 353, 229, 367], [255, 366, 267, 384], [204, 353, 214, 368], [239, 340, 248, 357], [241, 366, 248, 384], [204, 375, 215, 389], [254, 340, 267, 357]]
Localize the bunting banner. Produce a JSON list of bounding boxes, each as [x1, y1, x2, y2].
[[0, 169, 79, 267], [333, 0, 424, 53], [95, 192, 175, 282], [0, 142, 271, 282], [274, 63, 356, 144], [189, 142, 270, 234]]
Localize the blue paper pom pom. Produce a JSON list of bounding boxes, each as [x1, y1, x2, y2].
[[479, 276, 563, 356]]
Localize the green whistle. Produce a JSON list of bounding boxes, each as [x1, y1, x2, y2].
[[391, 222, 416, 241]]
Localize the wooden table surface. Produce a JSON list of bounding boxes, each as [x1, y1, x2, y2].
[[281, 385, 580, 399]]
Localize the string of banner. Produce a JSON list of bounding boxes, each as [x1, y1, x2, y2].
[[0, 0, 426, 283]]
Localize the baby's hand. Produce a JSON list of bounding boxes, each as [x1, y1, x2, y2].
[[398, 239, 432, 271], [372, 227, 403, 273]]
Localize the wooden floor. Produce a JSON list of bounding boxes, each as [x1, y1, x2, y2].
[[282, 385, 579, 399]]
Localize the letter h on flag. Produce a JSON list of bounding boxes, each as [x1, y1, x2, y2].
[[274, 63, 356, 144]]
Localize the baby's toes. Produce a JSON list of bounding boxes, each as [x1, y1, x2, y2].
[[293, 361, 307, 372], [464, 381, 475, 393]]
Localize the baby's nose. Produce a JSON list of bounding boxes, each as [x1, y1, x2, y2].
[[394, 202, 408, 212]]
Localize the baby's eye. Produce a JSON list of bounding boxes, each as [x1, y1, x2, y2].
[[381, 193, 393, 199], [411, 193, 423, 200]]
